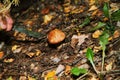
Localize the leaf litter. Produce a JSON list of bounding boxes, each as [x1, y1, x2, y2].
[[0, 0, 120, 80]]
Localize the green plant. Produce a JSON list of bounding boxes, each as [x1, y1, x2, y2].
[[79, 17, 90, 28], [99, 32, 109, 72], [111, 9, 120, 21], [103, 2, 110, 19], [86, 48, 99, 74], [90, 22, 106, 32], [71, 67, 87, 76]]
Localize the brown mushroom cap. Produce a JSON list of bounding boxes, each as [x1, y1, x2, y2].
[[47, 29, 65, 44]]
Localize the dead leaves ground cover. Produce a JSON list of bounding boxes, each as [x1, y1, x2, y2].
[[0, 0, 120, 80]]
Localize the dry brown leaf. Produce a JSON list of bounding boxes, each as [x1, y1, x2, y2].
[[93, 46, 101, 53], [26, 52, 35, 58], [35, 49, 41, 56], [4, 58, 14, 63], [92, 30, 102, 38], [88, 5, 98, 11], [41, 8, 50, 14], [71, 34, 88, 48], [110, 3, 119, 12], [92, 9, 98, 16], [89, 0, 96, 5], [64, 6, 72, 13], [113, 30, 120, 38], [108, 36, 113, 41], [105, 62, 113, 71], [23, 20, 34, 27], [65, 65, 71, 75], [103, 17, 109, 22]]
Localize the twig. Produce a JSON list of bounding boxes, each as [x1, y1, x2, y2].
[[76, 72, 88, 80]]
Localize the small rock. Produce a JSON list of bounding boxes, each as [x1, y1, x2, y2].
[[0, 42, 4, 50], [33, 66, 39, 73], [51, 57, 61, 63], [55, 64, 65, 75], [30, 63, 35, 69], [117, 21, 120, 27]]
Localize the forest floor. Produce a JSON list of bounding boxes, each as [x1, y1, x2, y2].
[[0, 0, 120, 80]]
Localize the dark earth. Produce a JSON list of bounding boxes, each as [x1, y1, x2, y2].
[[0, 0, 120, 80]]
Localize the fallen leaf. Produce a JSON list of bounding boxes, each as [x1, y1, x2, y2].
[[64, 6, 72, 13], [41, 8, 50, 14], [23, 20, 34, 27], [103, 17, 109, 22], [93, 46, 101, 53], [0, 51, 4, 59], [35, 49, 41, 56], [45, 70, 58, 80], [113, 30, 120, 38], [92, 30, 102, 38], [19, 76, 27, 80], [88, 5, 98, 11], [26, 52, 35, 58], [43, 14, 53, 25], [71, 34, 88, 48], [106, 62, 113, 71], [28, 76, 36, 80], [12, 45, 19, 51], [110, 3, 119, 12], [92, 9, 98, 16], [65, 65, 71, 75], [4, 58, 14, 63]]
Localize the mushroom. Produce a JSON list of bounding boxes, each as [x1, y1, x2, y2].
[[47, 29, 65, 44]]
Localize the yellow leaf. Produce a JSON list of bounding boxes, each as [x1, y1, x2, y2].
[[12, 45, 19, 51], [28, 76, 36, 80], [43, 14, 53, 25], [4, 58, 14, 63], [88, 5, 98, 11], [45, 70, 56, 80], [89, 0, 96, 5], [92, 30, 102, 38]]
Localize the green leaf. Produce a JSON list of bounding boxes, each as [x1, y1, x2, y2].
[[79, 17, 90, 28], [99, 32, 109, 51], [7, 76, 13, 80], [13, 25, 44, 38], [79, 68, 87, 74], [71, 67, 87, 76], [90, 22, 106, 32], [111, 9, 120, 21], [86, 48, 94, 64], [103, 2, 109, 18]]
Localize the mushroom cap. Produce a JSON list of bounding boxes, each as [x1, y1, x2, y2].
[[47, 29, 65, 44]]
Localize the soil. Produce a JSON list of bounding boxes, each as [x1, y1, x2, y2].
[[0, 0, 120, 80]]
